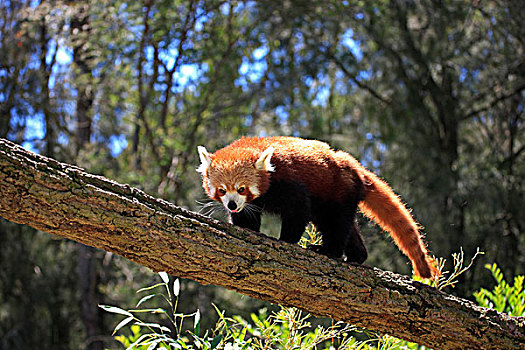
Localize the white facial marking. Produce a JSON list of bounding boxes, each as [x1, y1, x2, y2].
[[221, 191, 246, 213], [249, 185, 260, 197], [207, 179, 215, 196]]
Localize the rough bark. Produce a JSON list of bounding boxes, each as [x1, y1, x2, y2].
[[70, 6, 104, 349], [0, 138, 523, 349]]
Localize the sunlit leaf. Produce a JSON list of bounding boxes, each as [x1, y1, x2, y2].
[[159, 272, 170, 284], [137, 283, 166, 293], [99, 305, 133, 317], [134, 321, 171, 333], [112, 316, 134, 335], [136, 294, 159, 308], [173, 279, 180, 297], [194, 309, 201, 335]]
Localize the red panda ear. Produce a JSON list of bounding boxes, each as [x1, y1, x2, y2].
[[255, 147, 275, 172], [197, 146, 211, 174]]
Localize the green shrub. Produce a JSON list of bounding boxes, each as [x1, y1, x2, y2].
[[101, 273, 424, 349], [102, 252, 525, 349], [474, 263, 525, 316]]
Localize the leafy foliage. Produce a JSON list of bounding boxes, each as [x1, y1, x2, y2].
[[105, 259, 525, 350], [474, 263, 525, 317], [105, 273, 427, 350], [101, 272, 200, 349]]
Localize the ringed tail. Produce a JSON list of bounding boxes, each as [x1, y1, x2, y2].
[[358, 170, 438, 278]]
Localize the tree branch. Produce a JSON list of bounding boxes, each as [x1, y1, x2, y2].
[[463, 83, 525, 120], [0, 138, 523, 349], [324, 49, 392, 105]]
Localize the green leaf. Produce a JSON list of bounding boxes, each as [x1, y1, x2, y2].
[[114, 334, 130, 347], [126, 334, 153, 350], [239, 326, 247, 342], [99, 305, 133, 317], [194, 309, 201, 335], [131, 324, 141, 336], [147, 339, 162, 350], [210, 334, 223, 349], [173, 279, 180, 297], [134, 321, 171, 333], [241, 339, 253, 350], [177, 338, 189, 349], [128, 308, 167, 314], [113, 316, 134, 335], [212, 304, 227, 324], [159, 272, 170, 284], [137, 283, 166, 293], [136, 294, 159, 308]]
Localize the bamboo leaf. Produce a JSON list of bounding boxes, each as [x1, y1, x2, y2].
[[137, 283, 166, 293], [210, 334, 223, 349], [135, 321, 172, 333], [99, 305, 133, 317], [159, 272, 170, 284], [112, 316, 134, 335], [136, 294, 159, 308], [194, 309, 201, 335], [173, 279, 180, 297]]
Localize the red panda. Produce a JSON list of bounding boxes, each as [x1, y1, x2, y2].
[[197, 136, 438, 278]]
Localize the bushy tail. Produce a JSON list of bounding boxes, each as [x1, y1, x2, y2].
[[358, 169, 438, 278]]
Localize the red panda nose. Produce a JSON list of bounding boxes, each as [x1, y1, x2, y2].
[[227, 201, 237, 211]]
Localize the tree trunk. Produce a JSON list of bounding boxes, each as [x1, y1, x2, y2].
[[70, 4, 104, 349], [0, 138, 523, 350]]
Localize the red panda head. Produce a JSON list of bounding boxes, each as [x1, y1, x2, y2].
[[197, 146, 274, 213]]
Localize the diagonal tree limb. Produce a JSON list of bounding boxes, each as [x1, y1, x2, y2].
[[0, 138, 523, 349], [462, 83, 525, 120]]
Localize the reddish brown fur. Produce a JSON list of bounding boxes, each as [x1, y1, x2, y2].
[[202, 136, 438, 278], [358, 170, 438, 278], [211, 137, 362, 202]]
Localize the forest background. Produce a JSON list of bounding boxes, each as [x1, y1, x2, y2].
[[0, 0, 523, 349]]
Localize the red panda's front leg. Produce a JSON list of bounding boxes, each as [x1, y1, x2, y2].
[[230, 210, 261, 232], [258, 180, 312, 244], [279, 209, 311, 244]]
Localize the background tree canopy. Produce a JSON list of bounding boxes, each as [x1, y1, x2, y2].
[[0, 0, 523, 349]]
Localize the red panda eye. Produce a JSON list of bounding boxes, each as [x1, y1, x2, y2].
[[237, 186, 245, 194], [218, 188, 226, 196]]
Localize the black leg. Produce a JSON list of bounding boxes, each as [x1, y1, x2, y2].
[[311, 211, 346, 258], [230, 209, 261, 232], [311, 199, 367, 263], [252, 180, 311, 244], [280, 206, 310, 243], [344, 219, 367, 264]]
